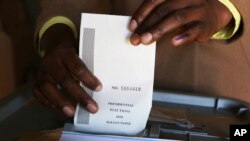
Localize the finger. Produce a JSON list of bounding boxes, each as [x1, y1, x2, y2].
[[139, 6, 207, 45], [44, 60, 99, 114], [172, 23, 204, 46], [33, 83, 51, 107], [134, 0, 194, 33], [61, 77, 98, 114], [130, 0, 190, 45], [39, 74, 76, 117], [54, 66, 99, 114], [63, 54, 102, 92], [129, 0, 165, 32]]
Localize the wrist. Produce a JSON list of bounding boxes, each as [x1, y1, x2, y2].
[[40, 24, 77, 57], [212, 0, 241, 40], [37, 16, 78, 57]]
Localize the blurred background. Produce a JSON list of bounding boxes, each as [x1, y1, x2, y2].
[[0, 0, 40, 100]]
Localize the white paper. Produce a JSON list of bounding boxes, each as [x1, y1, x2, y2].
[[74, 13, 156, 135]]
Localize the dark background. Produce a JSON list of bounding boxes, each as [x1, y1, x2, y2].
[[0, 0, 40, 99]]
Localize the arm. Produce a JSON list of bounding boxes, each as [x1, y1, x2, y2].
[[35, 0, 86, 53], [35, 0, 112, 50]]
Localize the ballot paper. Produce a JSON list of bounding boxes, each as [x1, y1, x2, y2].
[[74, 13, 156, 135]]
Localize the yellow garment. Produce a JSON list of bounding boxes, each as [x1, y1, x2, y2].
[[38, 16, 78, 57], [212, 0, 241, 39]]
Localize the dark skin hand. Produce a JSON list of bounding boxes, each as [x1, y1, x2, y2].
[[129, 0, 233, 46], [33, 0, 233, 117], [33, 24, 102, 117]]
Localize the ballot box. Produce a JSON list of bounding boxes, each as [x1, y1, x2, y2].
[[60, 91, 250, 141]]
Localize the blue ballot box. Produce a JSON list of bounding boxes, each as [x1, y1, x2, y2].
[[60, 91, 250, 141]]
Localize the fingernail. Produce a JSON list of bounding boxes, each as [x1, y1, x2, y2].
[[130, 33, 141, 46], [63, 106, 75, 117], [141, 32, 153, 45], [87, 103, 98, 113], [174, 34, 189, 41], [173, 38, 184, 46], [129, 19, 137, 31], [173, 34, 189, 46], [95, 85, 102, 92]]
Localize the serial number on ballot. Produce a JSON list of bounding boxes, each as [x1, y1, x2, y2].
[[112, 85, 141, 92]]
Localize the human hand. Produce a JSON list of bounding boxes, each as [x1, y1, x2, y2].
[[33, 25, 102, 117], [129, 0, 233, 46]]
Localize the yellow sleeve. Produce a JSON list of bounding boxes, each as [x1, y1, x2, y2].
[[38, 16, 78, 57], [211, 0, 241, 40]]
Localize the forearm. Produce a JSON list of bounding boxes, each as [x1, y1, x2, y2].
[[35, 0, 112, 41], [35, 0, 86, 57]]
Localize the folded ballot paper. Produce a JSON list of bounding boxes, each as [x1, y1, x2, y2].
[[74, 13, 156, 136]]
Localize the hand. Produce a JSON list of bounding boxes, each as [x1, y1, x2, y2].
[[33, 25, 102, 117], [129, 0, 233, 46]]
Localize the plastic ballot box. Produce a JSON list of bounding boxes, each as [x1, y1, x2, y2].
[[60, 91, 250, 141]]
